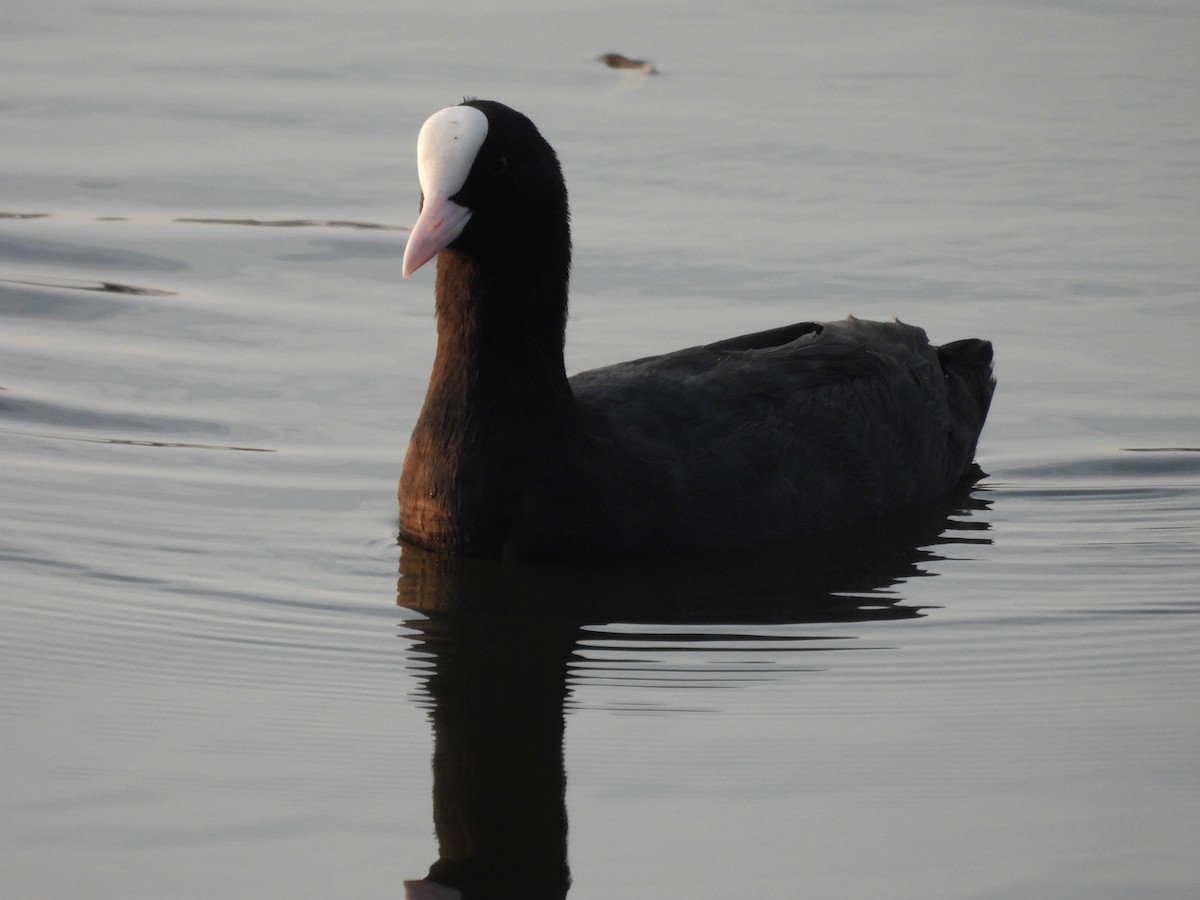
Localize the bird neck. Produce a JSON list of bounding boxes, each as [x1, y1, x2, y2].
[[429, 247, 573, 416], [400, 249, 575, 555]]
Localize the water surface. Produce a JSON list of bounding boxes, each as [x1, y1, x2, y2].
[[2, 1, 1198, 898]]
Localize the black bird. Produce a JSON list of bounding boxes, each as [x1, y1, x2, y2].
[[400, 99, 994, 560]]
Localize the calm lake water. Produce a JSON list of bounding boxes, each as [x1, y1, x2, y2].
[[3, 1, 1198, 898]]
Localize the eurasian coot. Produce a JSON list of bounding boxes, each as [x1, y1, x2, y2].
[[400, 100, 994, 560]]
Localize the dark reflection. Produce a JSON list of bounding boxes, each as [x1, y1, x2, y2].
[[399, 478, 991, 900], [403, 599, 575, 900]]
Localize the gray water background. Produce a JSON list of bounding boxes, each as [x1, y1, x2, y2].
[[2, 1, 1198, 897]]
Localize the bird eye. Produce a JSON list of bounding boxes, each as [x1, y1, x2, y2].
[[494, 156, 508, 172]]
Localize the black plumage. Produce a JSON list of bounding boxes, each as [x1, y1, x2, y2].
[[400, 100, 994, 560]]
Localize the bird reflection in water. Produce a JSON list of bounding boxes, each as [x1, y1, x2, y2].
[[399, 479, 990, 899]]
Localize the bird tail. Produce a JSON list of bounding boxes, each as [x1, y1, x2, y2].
[[938, 338, 995, 422], [937, 338, 996, 481]]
